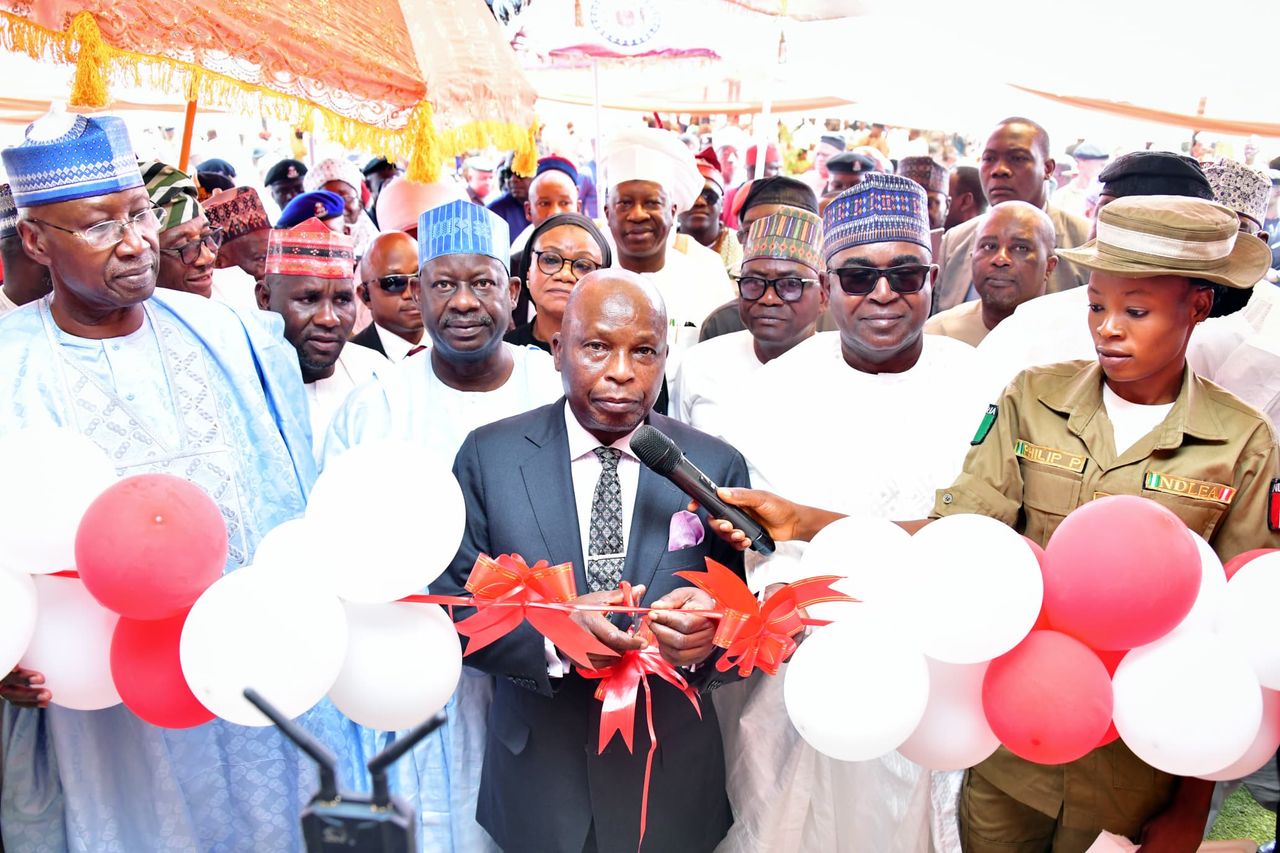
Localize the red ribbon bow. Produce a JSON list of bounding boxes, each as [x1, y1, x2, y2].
[[575, 581, 702, 851], [452, 554, 616, 667], [678, 558, 854, 677]]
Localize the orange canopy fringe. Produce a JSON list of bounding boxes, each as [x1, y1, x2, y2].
[[0, 9, 539, 182]]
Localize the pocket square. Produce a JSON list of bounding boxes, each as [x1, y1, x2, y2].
[[668, 510, 705, 551]]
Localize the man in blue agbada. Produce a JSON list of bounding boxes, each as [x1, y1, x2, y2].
[[0, 112, 363, 850]]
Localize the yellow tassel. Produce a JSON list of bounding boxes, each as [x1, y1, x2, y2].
[[512, 122, 538, 177], [404, 101, 442, 184], [68, 12, 110, 108]]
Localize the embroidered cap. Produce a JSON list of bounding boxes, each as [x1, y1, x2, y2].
[[418, 199, 510, 269], [1057, 195, 1270, 289], [203, 186, 271, 242], [896, 156, 948, 196], [303, 157, 364, 195], [822, 172, 931, 260], [743, 209, 823, 271], [2, 112, 143, 207], [265, 217, 355, 279], [141, 160, 202, 231], [1203, 159, 1272, 229], [0, 184, 17, 239]]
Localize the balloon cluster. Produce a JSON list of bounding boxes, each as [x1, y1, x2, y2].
[[0, 434, 468, 732], [786, 496, 1280, 782]]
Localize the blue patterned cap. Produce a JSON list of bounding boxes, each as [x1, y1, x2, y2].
[[0, 184, 16, 239], [2, 113, 143, 208], [822, 172, 930, 261], [418, 199, 510, 269]]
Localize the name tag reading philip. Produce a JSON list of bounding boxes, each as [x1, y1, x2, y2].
[[1143, 472, 1237, 505], [1013, 440, 1087, 474]]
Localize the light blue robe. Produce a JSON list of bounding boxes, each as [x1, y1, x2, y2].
[[0, 290, 367, 852]]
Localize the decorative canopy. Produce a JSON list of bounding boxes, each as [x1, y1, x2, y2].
[[0, 0, 540, 179]]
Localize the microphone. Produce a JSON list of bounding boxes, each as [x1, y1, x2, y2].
[[631, 425, 775, 555]]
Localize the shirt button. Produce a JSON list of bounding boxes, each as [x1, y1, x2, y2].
[[942, 493, 954, 505], [126, 393, 135, 401], [111, 344, 121, 352]]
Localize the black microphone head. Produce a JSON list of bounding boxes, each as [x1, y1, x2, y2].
[[631, 424, 682, 475]]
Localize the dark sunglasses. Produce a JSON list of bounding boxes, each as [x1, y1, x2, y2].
[[160, 228, 224, 265], [697, 187, 722, 207], [732, 274, 817, 303], [534, 250, 601, 280], [368, 273, 418, 294], [827, 264, 933, 295]]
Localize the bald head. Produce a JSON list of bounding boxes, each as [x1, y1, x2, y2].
[[972, 200, 1059, 324], [561, 269, 668, 339], [526, 169, 581, 226], [555, 269, 669, 442], [359, 230, 418, 280], [357, 230, 423, 343]]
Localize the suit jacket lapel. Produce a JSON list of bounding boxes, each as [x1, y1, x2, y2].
[[520, 400, 588, 591]]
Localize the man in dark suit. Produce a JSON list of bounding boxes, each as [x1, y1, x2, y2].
[[437, 269, 750, 853], [349, 231, 426, 361]]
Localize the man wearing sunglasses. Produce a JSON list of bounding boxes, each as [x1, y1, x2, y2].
[[142, 161, 222, 300], [672, 207, 826, 436], [351, 230, 426, 362], [677, 146, 742, 273], [322, 197, 562, 852], [716, 173, 985, 853], [0, 112, 353, 851]]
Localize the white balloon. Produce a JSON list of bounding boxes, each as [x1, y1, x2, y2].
[[902, 514, 1043, 664], [784, 608, 929, 762], [799, 517, 912, 622], [20, 575, 120, 710], [0, 568, 37, 675], [1113, 629, 1261, 777], [1217, 553, 1280, 689], [306, 442, 466, 603], [180, 567, 347, 726], [250, 518, 333, 586], [898, 659, 1000, 771], [328, 602, 462, 731], [1199, 689, 1280, 782], [0, 428, 116, 575], [1167, 532, 1226, 636]]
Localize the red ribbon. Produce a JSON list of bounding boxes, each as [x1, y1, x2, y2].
[[575, 582, 701, 852], [677, 558, 855, 677], [435, 554, 618, 668]]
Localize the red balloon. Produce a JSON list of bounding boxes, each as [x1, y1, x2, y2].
[[983, 630, 1113, 765], [76, 474, 227, 620], [1094, 649, 1126, 747], [1224, 549, 1276, 580], [1042, 496, 1199, 651], [111, 611, 214, 729]]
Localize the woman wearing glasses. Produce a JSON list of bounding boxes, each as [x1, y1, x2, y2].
[[505, 212, 612, 353], [141, 161, 224, 300]]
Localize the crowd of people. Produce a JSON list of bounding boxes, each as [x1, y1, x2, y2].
[[0, 103, 1278, 853]]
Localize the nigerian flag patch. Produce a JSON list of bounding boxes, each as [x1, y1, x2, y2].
[[971, 404, 998, 446]]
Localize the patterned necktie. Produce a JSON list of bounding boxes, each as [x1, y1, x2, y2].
[[587, 447, 625, 593]]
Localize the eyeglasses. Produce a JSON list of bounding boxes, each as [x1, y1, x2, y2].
[[367, 273, 418, 294], [826, 264, 933, 295], [160, 228, 224, 265], [731, 274, 817, 303], [28, 205, 163, 251], [534, 250, 601, 280], [697, 187, 721, 207]]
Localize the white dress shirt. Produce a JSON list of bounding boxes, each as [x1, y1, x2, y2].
[[373, 321, 426, 363], [563, 403, 641, 574]]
